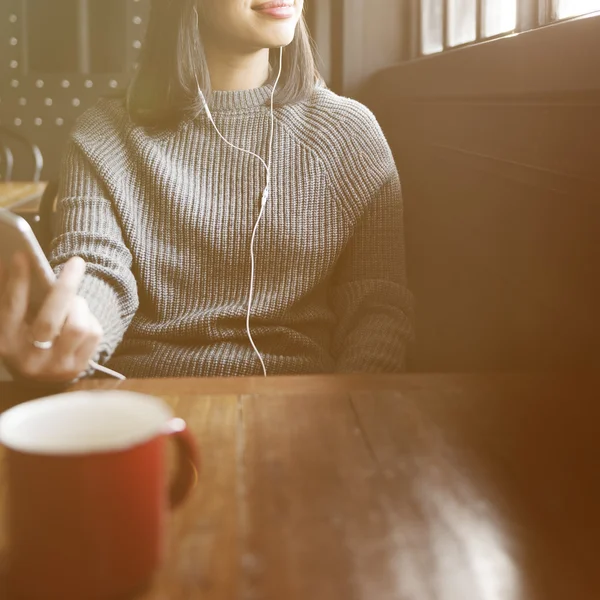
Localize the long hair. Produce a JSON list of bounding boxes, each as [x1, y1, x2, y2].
[[127, 0, 320, 127]]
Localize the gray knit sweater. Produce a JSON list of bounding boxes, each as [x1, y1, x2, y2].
[[50, 84, 414, 378]]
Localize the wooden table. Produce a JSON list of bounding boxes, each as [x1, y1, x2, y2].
[[1, 373, 599, 599], [0, 182, 46, 211]]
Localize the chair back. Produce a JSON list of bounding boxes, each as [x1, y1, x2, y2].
[[0, 126, 44, 182]]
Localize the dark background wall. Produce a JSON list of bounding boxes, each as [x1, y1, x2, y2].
[[0, 0, 149, 180], [1, 0, 406, 181], [305, 0, 406, 95]]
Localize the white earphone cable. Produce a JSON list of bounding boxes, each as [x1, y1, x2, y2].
[[88, 359, 126, 381], [196, 47, 284, 377], [246, 46, 284, 377], [87, 29, 282, 382], [200, 104, 269, 172]]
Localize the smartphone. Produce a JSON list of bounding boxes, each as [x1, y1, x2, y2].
[[0, 209, 56, 315]]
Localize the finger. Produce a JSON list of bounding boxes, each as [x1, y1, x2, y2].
[[73, 300, 103, 364], [74, 328, 103, 372], [0, 259, 4, 302], [0, 259, 7, 298], [30, 257, 86, 345], [16, 294, 94, 383], [0, 259, 8, 324], [51, 296, 100, 377], [0, 253, 31, 338]]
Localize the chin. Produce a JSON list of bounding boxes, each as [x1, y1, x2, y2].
[[255, 22, 298, 48], [263, 35, 295, 48]]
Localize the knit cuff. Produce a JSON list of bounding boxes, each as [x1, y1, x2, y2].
[[78, 274, 129, 364]]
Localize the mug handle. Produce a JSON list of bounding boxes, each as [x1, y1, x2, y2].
[[165, 418, 200, 508]]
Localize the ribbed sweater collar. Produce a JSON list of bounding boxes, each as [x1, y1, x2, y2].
[[209, 84, 273, 113]]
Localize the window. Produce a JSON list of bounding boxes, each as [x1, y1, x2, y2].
[[448, 0, 477, 46], [421, 0, 444, 54], [419, 0, 600, 55], [555, 0, 600, 18], [484, 0, 517, 36]]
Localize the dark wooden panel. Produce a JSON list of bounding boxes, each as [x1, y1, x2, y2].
[[305, 0, 405, 94], [304, 0, 333, 84], [361, 15, 600, 371]]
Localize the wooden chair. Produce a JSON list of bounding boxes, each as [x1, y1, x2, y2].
[[0, 125, 44, 182], [36, 180, 59, 256]]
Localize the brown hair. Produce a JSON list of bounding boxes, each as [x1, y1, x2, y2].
[[127, 0, 320, 127]]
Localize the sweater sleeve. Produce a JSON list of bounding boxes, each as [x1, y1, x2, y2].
[[49, 140, 139, 364], [329, 107, 414, 373]]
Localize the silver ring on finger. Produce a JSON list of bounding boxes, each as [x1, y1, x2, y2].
[[32, 338, 54, 351]]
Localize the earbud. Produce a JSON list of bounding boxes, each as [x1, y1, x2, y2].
[[261, 183, 270, 207]]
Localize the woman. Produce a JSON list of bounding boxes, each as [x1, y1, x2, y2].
[[0, 0, 414, 382]]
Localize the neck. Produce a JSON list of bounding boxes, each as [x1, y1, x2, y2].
[[204, 45, 271, 91]]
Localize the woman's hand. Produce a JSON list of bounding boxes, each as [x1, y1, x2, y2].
[[0, 254, 103, 383]]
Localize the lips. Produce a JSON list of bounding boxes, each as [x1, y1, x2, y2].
[[253, 1, 294, 9], [252, 1, 296, 18]]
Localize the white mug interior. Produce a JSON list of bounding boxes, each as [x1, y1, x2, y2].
[[0, 391, 173, 455]]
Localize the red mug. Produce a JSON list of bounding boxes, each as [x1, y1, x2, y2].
[[0, 390, 199, 600]]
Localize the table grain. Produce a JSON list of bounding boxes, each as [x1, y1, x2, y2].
[[1, 373, 599, 599], [0, 182, 46, 211]]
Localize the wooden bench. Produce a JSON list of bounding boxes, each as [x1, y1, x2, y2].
[[361, 15, 600, 372]]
